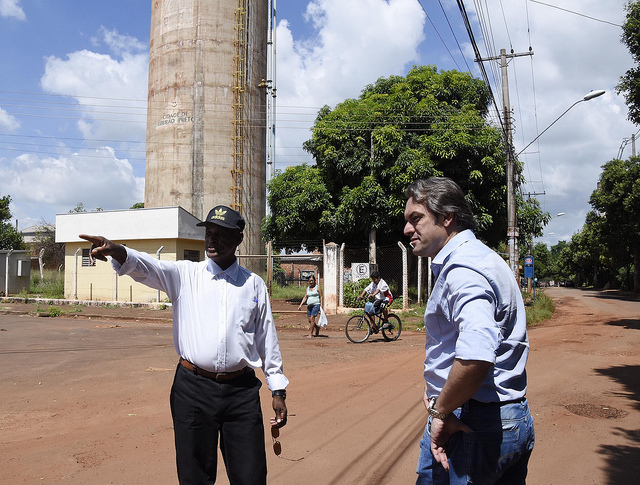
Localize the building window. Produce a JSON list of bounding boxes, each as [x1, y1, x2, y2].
[[184, 249, 200, 262], [81, 249, 95, 267]]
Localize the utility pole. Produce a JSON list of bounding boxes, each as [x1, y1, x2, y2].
[[477, 48, 533, 281]]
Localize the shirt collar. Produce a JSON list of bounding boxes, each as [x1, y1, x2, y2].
[[207, 257, 240, 282], [431, 230, 476, 277]]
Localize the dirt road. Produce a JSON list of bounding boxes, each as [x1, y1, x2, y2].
[[1, 287, 639, 484]]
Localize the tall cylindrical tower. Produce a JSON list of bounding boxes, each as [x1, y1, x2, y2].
[[145, 0, 267, 256]]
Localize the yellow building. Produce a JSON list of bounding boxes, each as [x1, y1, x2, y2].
[[56, 207, 204, 303]]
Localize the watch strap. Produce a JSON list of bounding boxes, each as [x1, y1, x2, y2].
[[428, 396, 450, 420]]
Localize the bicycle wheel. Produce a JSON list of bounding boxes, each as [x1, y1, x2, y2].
[[382, 314, 402, 341], [345, 314, 371, 343]]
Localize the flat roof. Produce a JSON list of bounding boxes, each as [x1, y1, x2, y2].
[[55, 206, 205, 243]]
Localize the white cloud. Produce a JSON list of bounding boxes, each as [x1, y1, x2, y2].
[[40, 28, 148, 145], [0, 0, 25, 20], [466, 0, 637, 247], [275, 0, 426, 167], [98, 26, 147, 56], [2, 149, 144, 226], [4, 28, 148, 227], [0, 107, 20, 132]]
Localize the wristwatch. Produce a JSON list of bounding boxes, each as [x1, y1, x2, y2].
[[428, 396, 450, 420], [272, 389, 287, 399]]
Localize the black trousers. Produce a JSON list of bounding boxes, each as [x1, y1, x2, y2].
[[170, 363, 267, 485]]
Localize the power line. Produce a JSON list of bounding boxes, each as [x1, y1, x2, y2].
[[416, 0, 463, 70], [529, 0, 622, 27], [435, 0, 473, 72], [456, 0, 506, 138]]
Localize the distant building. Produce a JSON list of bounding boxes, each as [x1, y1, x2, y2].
[[20, 224, 53, 244], [56, 207, 204, 303]]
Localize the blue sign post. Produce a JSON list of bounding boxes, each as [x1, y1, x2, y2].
[[524, 256, 534, 278], [524, 255, 535, 300]]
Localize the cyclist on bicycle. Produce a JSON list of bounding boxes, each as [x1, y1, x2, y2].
[[357, 271, 393, 327]]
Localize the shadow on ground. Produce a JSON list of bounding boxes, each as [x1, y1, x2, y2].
[[595, 365, 640, 484]]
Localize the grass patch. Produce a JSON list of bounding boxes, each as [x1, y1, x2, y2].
[[396, 304, 427, 331], [394, 290, 555, 331], [270, 283, 306, 302], [30, 270, 65, 299], [48, 306, 62, 317], [524, 290, 555, 326]]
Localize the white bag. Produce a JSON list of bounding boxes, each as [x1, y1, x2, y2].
[[317, 306, 328, 327]]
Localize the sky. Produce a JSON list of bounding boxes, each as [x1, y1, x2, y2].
[[0, 0, 636, 248]]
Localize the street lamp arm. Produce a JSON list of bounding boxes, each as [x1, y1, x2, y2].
[[516, 100, 582, 157], [515, 90, 605, 158]]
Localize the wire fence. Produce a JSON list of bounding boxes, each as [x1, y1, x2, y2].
[[238, 240, 431, 312]]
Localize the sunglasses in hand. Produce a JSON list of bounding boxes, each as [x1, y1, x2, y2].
[[270, 425, 303, 461], [271, 425, 282, 456]]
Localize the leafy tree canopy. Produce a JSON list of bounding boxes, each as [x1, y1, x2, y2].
[[589, 157, 640, 291], [265, 65, 517, 249], [0, 195, 27, 250], [616, 1, 640, 124], [518, 197, 551, 251]]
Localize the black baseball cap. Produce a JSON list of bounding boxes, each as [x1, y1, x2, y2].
[[197, 205, 246, 231]]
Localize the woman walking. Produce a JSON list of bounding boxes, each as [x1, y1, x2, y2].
[[298, 275, 323, 338]]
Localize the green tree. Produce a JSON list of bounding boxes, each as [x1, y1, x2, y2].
[[69, 202, 87, 213], [550, 240, 570, 282], [33, 221, 65, 270], [531, 243, 552, 280], [130, 202, 145, 209], [0, 195, 27, 250], [589, 157, 640, 292], [518, 197, 551, 254], [616, 1, 640, 124], [264, 165, 332, 250], [266, 66, 518, 248]]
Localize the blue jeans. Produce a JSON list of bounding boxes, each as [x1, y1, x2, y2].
[[416, 399, 535, 485], [307, 303, 320, 317]]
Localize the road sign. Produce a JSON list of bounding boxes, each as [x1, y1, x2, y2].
[[524, 255, 534, 279]]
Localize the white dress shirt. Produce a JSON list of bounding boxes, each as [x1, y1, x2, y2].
[[112, 247, 289, 391]]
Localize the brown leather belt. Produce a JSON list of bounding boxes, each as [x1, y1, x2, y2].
[[469, 397, 526, 407], [179, 358, 251, 381]]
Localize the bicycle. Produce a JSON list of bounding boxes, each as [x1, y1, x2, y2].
[[345, 299, 402, 343]]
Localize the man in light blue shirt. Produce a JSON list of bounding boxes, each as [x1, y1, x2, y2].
[[404, 177, 534, 484]]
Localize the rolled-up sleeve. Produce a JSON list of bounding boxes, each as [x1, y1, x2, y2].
[[447, 266, 501, 364]]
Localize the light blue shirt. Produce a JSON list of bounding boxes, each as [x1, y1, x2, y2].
[[306, 286, 321, 306], [112, 248, 289, 392], [424, 230, 529, 402]]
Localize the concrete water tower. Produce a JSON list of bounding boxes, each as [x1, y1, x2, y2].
[[145, 0, 267, 256]]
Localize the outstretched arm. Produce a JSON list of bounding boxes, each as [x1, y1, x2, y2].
[[79, 234, 127, 265]]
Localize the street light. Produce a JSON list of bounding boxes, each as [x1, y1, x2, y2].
[[507, 91, 604, 281], [516, 90, 605, 157]]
